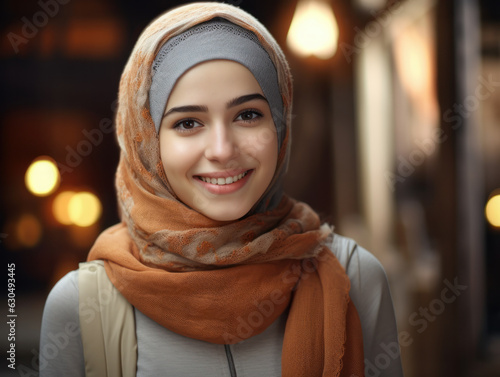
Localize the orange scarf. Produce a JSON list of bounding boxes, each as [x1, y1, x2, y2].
[[88, 3, 365, 376]]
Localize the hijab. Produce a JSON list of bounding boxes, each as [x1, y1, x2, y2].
[[88, 3, 365, 376]]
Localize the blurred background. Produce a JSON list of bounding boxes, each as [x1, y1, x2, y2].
[[1, 0, 499, 375]]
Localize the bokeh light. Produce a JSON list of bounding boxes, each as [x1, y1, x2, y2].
[[16, 214, 42, 247], [286, 0, 339, 59], [52, 191, 76, 225], [68, 192, 102, 227], [25, 157, 60, 196], [485, 192, 500, 228]]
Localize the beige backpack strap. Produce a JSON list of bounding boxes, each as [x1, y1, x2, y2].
[[78, 260, 137, 377]]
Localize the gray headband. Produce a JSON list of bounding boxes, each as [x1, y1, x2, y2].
[[149, 19, 285, 147]]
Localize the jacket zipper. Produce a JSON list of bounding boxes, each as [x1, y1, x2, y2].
[[224, 344, 237, 377]]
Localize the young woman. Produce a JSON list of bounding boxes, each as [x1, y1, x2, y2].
[[40, 2, 403, 376]]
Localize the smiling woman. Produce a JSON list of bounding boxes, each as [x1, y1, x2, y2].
[[39, 2, 403, 377], [160, 60, 278, 221]]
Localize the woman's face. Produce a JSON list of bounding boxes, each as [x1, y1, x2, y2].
[[159, 60, 278, 221]]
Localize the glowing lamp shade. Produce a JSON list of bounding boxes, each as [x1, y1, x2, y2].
[[286, 0, 339, 59], [68, 192, 102, 227], [25, 157, 60, 196], [485, 193, 500, 228]]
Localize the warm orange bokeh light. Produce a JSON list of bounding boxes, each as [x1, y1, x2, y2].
[[287, 0, 339, 59], [485, 192, 500, 228], [16, 214, 42, 248], [53, 191, 76, 225], [25, 157, 60, 197], [68, 192, 102, 227]]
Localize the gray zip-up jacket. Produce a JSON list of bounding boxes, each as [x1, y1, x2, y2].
[[39, 234, 404, 376]]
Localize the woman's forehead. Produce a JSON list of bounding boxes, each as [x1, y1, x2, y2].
[[148, 19, 283, 140], [166, 60, 265, 106]]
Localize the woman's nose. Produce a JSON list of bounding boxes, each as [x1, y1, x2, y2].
[[204, 123, 239, 165]]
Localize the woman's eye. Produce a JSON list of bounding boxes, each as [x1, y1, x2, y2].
[[236, 110, 262, 122], [173, 119, 202, 131]]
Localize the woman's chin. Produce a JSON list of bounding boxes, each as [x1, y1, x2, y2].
[[199, 206, 250, 222]]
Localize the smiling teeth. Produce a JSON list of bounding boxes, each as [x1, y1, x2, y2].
[[200, 171, 248, 185]]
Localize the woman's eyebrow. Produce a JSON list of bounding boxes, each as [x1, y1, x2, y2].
[[226, 93, 268, 108], [163, 94, 267, 118], [163, 105, 209, 118]]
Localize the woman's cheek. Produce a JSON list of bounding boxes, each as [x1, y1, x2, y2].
[[238, 124, 277, 158]]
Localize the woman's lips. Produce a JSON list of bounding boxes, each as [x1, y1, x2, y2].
[[195, 169, 253, 195], [198, 170, 249, 185]]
